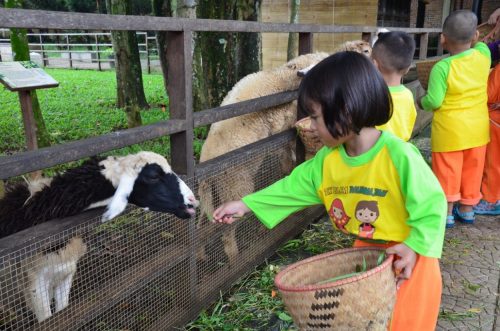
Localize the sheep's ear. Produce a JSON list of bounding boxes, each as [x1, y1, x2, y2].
[[297, 64, 315, 77], [101, 173, 137, 222]]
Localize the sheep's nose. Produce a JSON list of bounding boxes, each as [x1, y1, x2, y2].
[[188, 195, 199, 208]]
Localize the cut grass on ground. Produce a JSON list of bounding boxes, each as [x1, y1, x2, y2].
[[182, 218, 355, 331]]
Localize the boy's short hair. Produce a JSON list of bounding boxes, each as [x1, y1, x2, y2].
[[443, 10, 478, 43], [372, 31, 416, 73], [298, 52, 392, 139]]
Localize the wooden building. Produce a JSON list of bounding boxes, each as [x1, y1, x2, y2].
[[261, 0, 499, 70]]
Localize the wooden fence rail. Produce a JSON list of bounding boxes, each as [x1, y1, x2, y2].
[[0, 7, 441, 179]]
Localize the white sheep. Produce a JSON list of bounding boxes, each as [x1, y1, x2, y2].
[[197, 52, 328, 266], [198, 41, 373, 267], [0, 151, 199, 323]]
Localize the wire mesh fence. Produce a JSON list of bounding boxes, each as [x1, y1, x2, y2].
[[0, 134, 323, 330]]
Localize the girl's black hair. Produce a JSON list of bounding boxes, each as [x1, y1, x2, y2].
[[298, 51, 392, 139]]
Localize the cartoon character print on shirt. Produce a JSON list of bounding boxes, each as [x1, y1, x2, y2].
[[329, 198, 351, 233], [355, 200, 380, 239]]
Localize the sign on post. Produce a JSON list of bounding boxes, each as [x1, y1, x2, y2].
[[0, 61, 58, 151], [0, 61, 58, 91]]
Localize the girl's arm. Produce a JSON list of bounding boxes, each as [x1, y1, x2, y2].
[[213, 147, 329, 229]]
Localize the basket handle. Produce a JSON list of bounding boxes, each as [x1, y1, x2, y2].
[[480, 20, 500, 43]]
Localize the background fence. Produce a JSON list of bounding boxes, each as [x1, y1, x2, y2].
[[0, 29, 159, 73]]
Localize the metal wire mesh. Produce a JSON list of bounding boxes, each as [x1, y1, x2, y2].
[[0, 134, 323, 330]]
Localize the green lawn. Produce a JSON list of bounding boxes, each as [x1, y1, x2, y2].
[[0, 68, 169, 156], [0, 68, 210, 175]]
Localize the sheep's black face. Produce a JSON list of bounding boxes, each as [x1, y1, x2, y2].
[[129, 164, 198, 219]]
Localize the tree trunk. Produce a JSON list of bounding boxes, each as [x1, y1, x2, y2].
[[106, 0, 147, 128], [287, 0, 300, 61], [235, 0, 262, 78], [6, 0, 51, 148], [151, 0, 173, 93], [194, 0, 261, 111]]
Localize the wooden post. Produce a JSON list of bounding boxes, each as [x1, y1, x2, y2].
[[296, 32, 313, 165], [437, 34, 443, 56], [18, 90, 38, 151], [96, 34, 101, 71], [67, 35, 73, 69], [145, 33, 151, 74], [361, 32, 372, 43], [419, 33, 429, 59], [39, 34, 47, 66], [298, 32, 313, 56], [166, 30, 194, 177]]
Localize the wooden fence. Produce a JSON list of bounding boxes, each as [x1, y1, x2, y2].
[[0, 7, 442, 329]]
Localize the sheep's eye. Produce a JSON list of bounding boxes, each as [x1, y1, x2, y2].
[[146, 173, 160, 181]]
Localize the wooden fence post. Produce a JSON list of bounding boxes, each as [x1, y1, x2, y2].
[[361, 32, 372, 43], [67, 35, 73, 68], [296, 32, 314, 165], [298, 32, 313, 56], [39, 34, 47, 66], [419, 32, 429, 60], [95, 34, 101, 71], [437, 33, 443, 56], [166, 30, 194, 177], [145, 33, 151, 74]]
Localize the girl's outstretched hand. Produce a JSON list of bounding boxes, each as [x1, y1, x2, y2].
[[212, 200, 250, 224], [386, 243, 417, 290]]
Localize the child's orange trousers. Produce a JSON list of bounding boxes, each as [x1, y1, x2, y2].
[[354, 240, 442, 331], [482, 63, 500, 202], [432, 145, 487, 205], [482, 109, 500, 202]]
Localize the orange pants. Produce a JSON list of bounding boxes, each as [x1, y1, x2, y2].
[[481, 110, 500, 202], [432, 145, 487, 205], [354, 240, 442, 331]]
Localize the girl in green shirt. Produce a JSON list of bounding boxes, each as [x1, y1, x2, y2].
[[213, 51, 446, 330]]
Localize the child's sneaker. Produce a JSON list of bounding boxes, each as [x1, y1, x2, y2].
[[473, 200, 500, 215], [453, 205, 475, 224], [446, 215, 455, 228]]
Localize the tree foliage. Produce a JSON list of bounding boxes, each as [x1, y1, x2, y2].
[[16, 0, 151, 13]]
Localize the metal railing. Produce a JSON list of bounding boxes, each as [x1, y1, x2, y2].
[[0, 29, 158, 73]]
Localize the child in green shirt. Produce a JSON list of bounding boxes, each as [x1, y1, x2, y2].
[[213, 51, 446, 330], [419, 10, 490, 227], [372, 31, 417, 141]]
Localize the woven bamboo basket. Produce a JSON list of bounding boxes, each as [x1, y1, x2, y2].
[[295, 117, 323, 157], [478, 21, 500, 43], [416, 56, 446, 90], [275, 247, 396, 331]]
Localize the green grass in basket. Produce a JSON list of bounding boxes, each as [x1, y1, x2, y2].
[[316, 251, 386, 285]]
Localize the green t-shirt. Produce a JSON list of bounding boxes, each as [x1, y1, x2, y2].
[[243, 131, 446, 258], [421, 42, 490, 152]]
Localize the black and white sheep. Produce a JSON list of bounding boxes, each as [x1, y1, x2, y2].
[[0, 151, 198, 322]]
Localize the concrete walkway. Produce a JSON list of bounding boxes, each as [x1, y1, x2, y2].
[[411, 128, 500, 331], [437, 214, 499, 330]]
